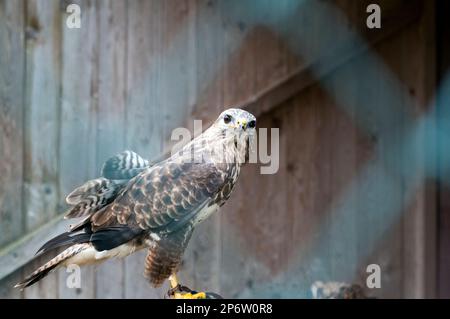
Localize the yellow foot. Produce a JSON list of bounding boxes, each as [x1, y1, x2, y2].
[[173, 291, 206, 299], [167, 274, 208, 299]]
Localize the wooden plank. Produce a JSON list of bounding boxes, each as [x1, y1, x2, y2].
[[401, 0, 436, 298], [318, 3, 433, 298], [321, 52, 404, 298], [23, 0, 61, 230], [0, 0, 25, 297], [314, 0, 431, 298], [0, 219, 70, 298], [325, 78, 359, 288], [437, 0, 450, 299], [216, 3, 299, 296], [22, 0, 62, 299], [287, 88, 335, 298], [57, 0, 97, 299], [0, 216, 69, 280], [24, 255, 59, 299], [93, 0, 127, 299], [124, 0, 165, 298], [158, 0, 200, 294], [182, 0, 229, 295], [0, 0, 25, 254], [0, 270, 23, 299], [122, 0, 199, 298]]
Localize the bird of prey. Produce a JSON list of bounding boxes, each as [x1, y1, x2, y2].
[[15, 108, 256, 299]]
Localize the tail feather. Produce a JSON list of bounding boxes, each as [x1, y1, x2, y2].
[[15, 244, 89, 289], [35, 231, 91, 255]]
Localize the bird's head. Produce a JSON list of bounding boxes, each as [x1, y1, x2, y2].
[[185, 108, 256, 165], [213, 108, 257, 137], [207, 108, 256, 163]]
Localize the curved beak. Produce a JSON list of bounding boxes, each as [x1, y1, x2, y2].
[[237, 119, 248, 131]]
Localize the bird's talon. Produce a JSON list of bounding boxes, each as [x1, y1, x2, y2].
[[167, 284, 206, 299], [167, 284, 182, 297], [174, 291, 206, 299], [192, 292, 206, 299]]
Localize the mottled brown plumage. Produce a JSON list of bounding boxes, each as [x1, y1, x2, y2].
[[16, 108, 256, 289]]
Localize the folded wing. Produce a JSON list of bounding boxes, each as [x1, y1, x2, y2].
[[64, 150, 151, 219]]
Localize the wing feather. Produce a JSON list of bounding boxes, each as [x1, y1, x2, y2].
[[65, 178, 123, 219], [90, 161, 226, 237], [64, 159, 228, 255], [101, 150, 150, 180], [64, 150, 153, 220]]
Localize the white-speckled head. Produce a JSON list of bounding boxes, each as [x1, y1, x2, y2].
[[213, 108, 257, 135], [177, 108, 257, 165]]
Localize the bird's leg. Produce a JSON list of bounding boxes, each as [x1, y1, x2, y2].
[[167, 274, 206, 299], [169, 274, 179, 290]]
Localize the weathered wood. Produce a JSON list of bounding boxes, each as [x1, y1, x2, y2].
[[0, 0, 440, 299], [243, 0, 422, 119], [437, 0, 450, 299], [181, 0, 230, 294], [0, 270, 23, 299], [215, 11, 298, 297], [57, 0, 97, 298], [324, 45, 406, 298], [93, 0, 127, 299], [401, 0, 436, 298], [0, 218, 74, 297], [124, 0, 166, 299], [323, 79, 359, 290], [0, 0, 25, 254], [216, 0, 430, 299], [0, 216, 69, 280], [286, 89, 335, 298], [23, 0, 61, 231], [22, 0, 62, 299]]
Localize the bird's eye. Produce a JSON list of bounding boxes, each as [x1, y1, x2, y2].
[[248, 120, 256, 128], [224, 114, 232, 124]]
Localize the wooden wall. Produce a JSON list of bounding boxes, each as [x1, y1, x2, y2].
[[436, 0, 450, 299], [0, 0, 438, 298]]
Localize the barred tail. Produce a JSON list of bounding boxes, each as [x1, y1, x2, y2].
[[15, 244, 89, 289]]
